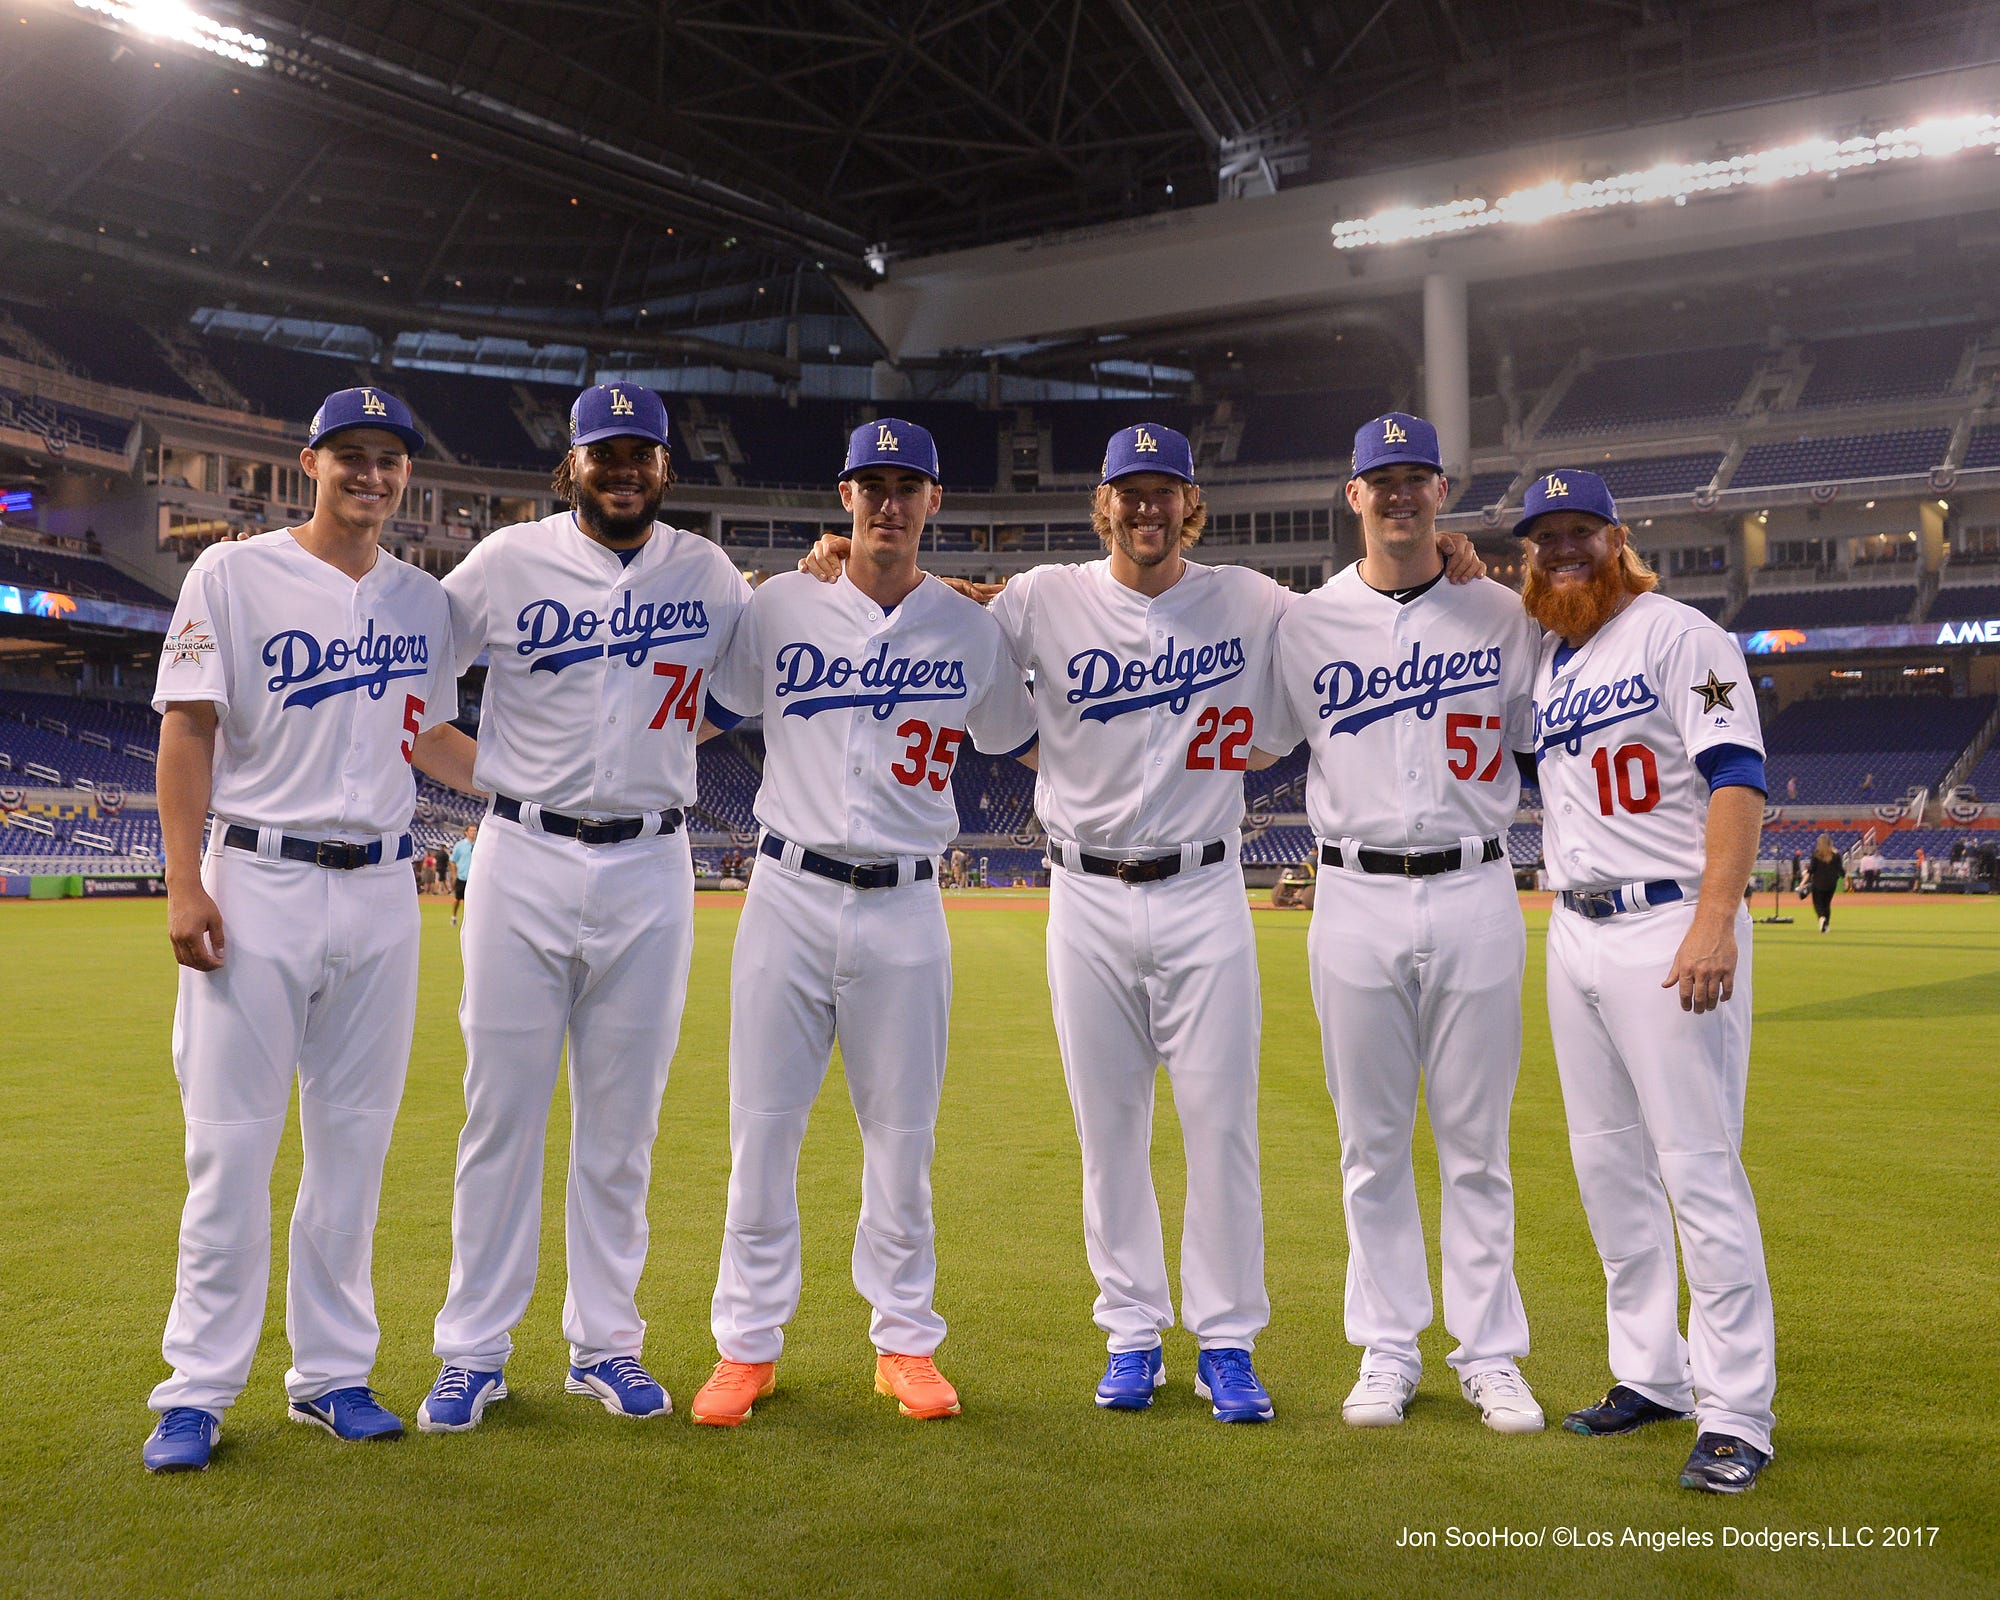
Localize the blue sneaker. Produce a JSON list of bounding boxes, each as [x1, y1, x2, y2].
[[1680, 1432, 1771, 1494], [1095, 1347, 1166, 1410], [417, 1366, 508, 1433], [288, 1386, 405, 1442], [143, 1407, 220, 1473], [566, 1356, 670, 1418], [1195, 1348, 1274, 1422]]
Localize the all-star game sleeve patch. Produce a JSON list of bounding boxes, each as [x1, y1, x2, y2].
[[1690, 669, 1736, 714]]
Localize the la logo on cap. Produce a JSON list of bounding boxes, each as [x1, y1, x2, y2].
[[609, 388, 635, 416], [1382, 418, 1408, 444], [360, 389, 388, 417], [1133, 426, 1158, 453], [1546, 474, 1569, 497], [875, 421, 900, 451]]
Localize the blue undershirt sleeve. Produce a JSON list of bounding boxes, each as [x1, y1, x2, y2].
[[703, 696, 746, 732], [1695, 742, 1766, 795]]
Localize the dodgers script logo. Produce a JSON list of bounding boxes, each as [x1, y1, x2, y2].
[[1315, 643, 1503, 736], [774, 641, 967, 719], [1535, 669, 1660, 755], [264, 620, 431, 709], [515, 592, 710, 675], [1065, 637, 1245, 723]]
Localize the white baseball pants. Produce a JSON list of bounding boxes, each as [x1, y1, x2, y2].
[[1547, 899, 1777, 1455], [1307, 853, 1531, 1383], [151, 844, 418, 1415], [434, 814, 694, 1371], [1046, 855, 1268, 1354], [711, 858, 951, 1364]]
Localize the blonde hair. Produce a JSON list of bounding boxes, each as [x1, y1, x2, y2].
[[1090, 482, 1207, 550], [1813, 833, 1838, 862], [1610, 526, 1659, 594], [551, 444, 677, 504]]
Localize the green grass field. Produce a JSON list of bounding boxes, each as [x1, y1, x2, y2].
[[3, 894, 1995, 1598]]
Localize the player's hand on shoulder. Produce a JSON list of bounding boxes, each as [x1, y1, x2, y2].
[[167, 883, 227, 971], [798, 534, 851, 581], [1663, 918, 1737, 1014], [1437, 531, 1486, 584], [937, 575, 1005, 605]]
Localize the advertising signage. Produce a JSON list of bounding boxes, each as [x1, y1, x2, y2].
[[1738, 619, 2000, 654]]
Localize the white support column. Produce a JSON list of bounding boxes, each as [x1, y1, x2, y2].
[[1422, 273, 1470, 484]]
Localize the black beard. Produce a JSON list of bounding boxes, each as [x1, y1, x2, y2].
[[577, 486, 664, 544]]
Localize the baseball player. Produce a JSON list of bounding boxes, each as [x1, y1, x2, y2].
[[419, 383, 749, 1432], [1515, 469, 1776, 1492], [143, 387, 468, 1472], [448, 821, 476, 926], [1261, 412, 1544, 1434], [687, 419, 1036, 1426]]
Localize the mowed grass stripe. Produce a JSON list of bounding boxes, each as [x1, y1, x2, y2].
[[1, 895, 1995, 1598]]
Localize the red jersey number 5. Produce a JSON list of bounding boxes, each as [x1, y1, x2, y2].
[[400, 694, 425, 762]]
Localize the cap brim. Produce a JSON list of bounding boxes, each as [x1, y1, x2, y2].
[[1511, 508, 1611, 538], [840, 458, 939, 483], [1100, 467, 1197, 487], [1350, 453, 1443, 479], [570, 425, 669, 448], [310, 422, 425, 455]]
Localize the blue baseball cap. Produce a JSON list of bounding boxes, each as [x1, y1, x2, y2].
[[308, 387, 424, 454], [841, 417, 940, 482], [1350, 412, 1442, 478], [570, 383, 670, 449], [1099, 423, 1196, 485], [1512, 469, 1619, 538]]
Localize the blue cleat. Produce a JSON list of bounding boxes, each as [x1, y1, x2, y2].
[[143, 1407, 220, 1473], [1680, 1432, 1771, 1494], [1195, 1348, 1274, 1423], [417, 1366, 508, 1433], [566, 1356, 671, 1418], [1563, 1384, 1695, 1437], [288, 1386, 405, 1442], [1095, 1347, 1166, 1410]]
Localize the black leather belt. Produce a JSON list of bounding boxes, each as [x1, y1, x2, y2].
[[221, 825, 412, 870], [1069, 840, 1226, 885], [761, 833, 933, 889], [493, 793, 683, 845], [1321, 837, 1504, 877]]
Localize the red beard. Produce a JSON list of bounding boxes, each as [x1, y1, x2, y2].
[[1523, 553, 1630, 642]]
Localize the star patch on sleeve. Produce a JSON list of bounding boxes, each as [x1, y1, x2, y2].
[[1690, 669, 1736, 714]]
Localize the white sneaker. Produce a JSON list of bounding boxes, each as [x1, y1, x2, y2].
[[1342, 1370, 1417, 1427], [1461, 1366, 1545, 1434]]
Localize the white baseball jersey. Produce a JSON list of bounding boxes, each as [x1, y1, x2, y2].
[[1533, 591, 1763, 889], [153, 530, 457, 837], [987, 559, 1291, 849], [707, 570, 1036, 860], [1263, 568, 1538, 848], [444, 513, 748, 814]]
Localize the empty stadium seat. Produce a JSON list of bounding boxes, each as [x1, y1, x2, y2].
[[1540, 345, 1760, 437], [1762, 693, 1995, 803], [1730, 427, 1951, 489], [1731, 585, 1915, 630], [1794, 326, 1969, 409]]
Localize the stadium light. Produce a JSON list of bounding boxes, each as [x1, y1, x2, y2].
[[1331, 112, 2000, 250], [71, 0, 268, 69]]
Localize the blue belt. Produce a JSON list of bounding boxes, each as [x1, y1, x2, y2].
[[222, 826, 412, 870], [1560, 880, 1685, 920], [761, 832, 933, 890]]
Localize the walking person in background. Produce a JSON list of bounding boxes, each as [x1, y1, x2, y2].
[[1806, 835, 1843, 933]]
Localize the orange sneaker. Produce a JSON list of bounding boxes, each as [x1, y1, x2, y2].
[[690, 1360, 776, 1427], [874, 1353, 961, 1420]]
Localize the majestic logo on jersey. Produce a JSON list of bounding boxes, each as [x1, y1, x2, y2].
[[359, 389, 388, 418], [514, 592, 711, 675], [165, 619, 217, 667], [263, 620, 431, 708], [1313, 643, 1504, 736], [773, 641, 967, 719], [1382, 418, 1408, 444], [609, 388, 635, 416], [1690, 670, 1736, 713], [1544, 473, 1569, 498], [1534, 669, 1661, 755], [874, 422, 900, 452], [1063, 637, 1246, 722]]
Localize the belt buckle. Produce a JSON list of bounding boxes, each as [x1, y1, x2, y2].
[[314, 839, 355, 869], [1578, 890, 1616, 919], [1402, 852, 1418, 878], [1116, 858, 1147, 884]]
